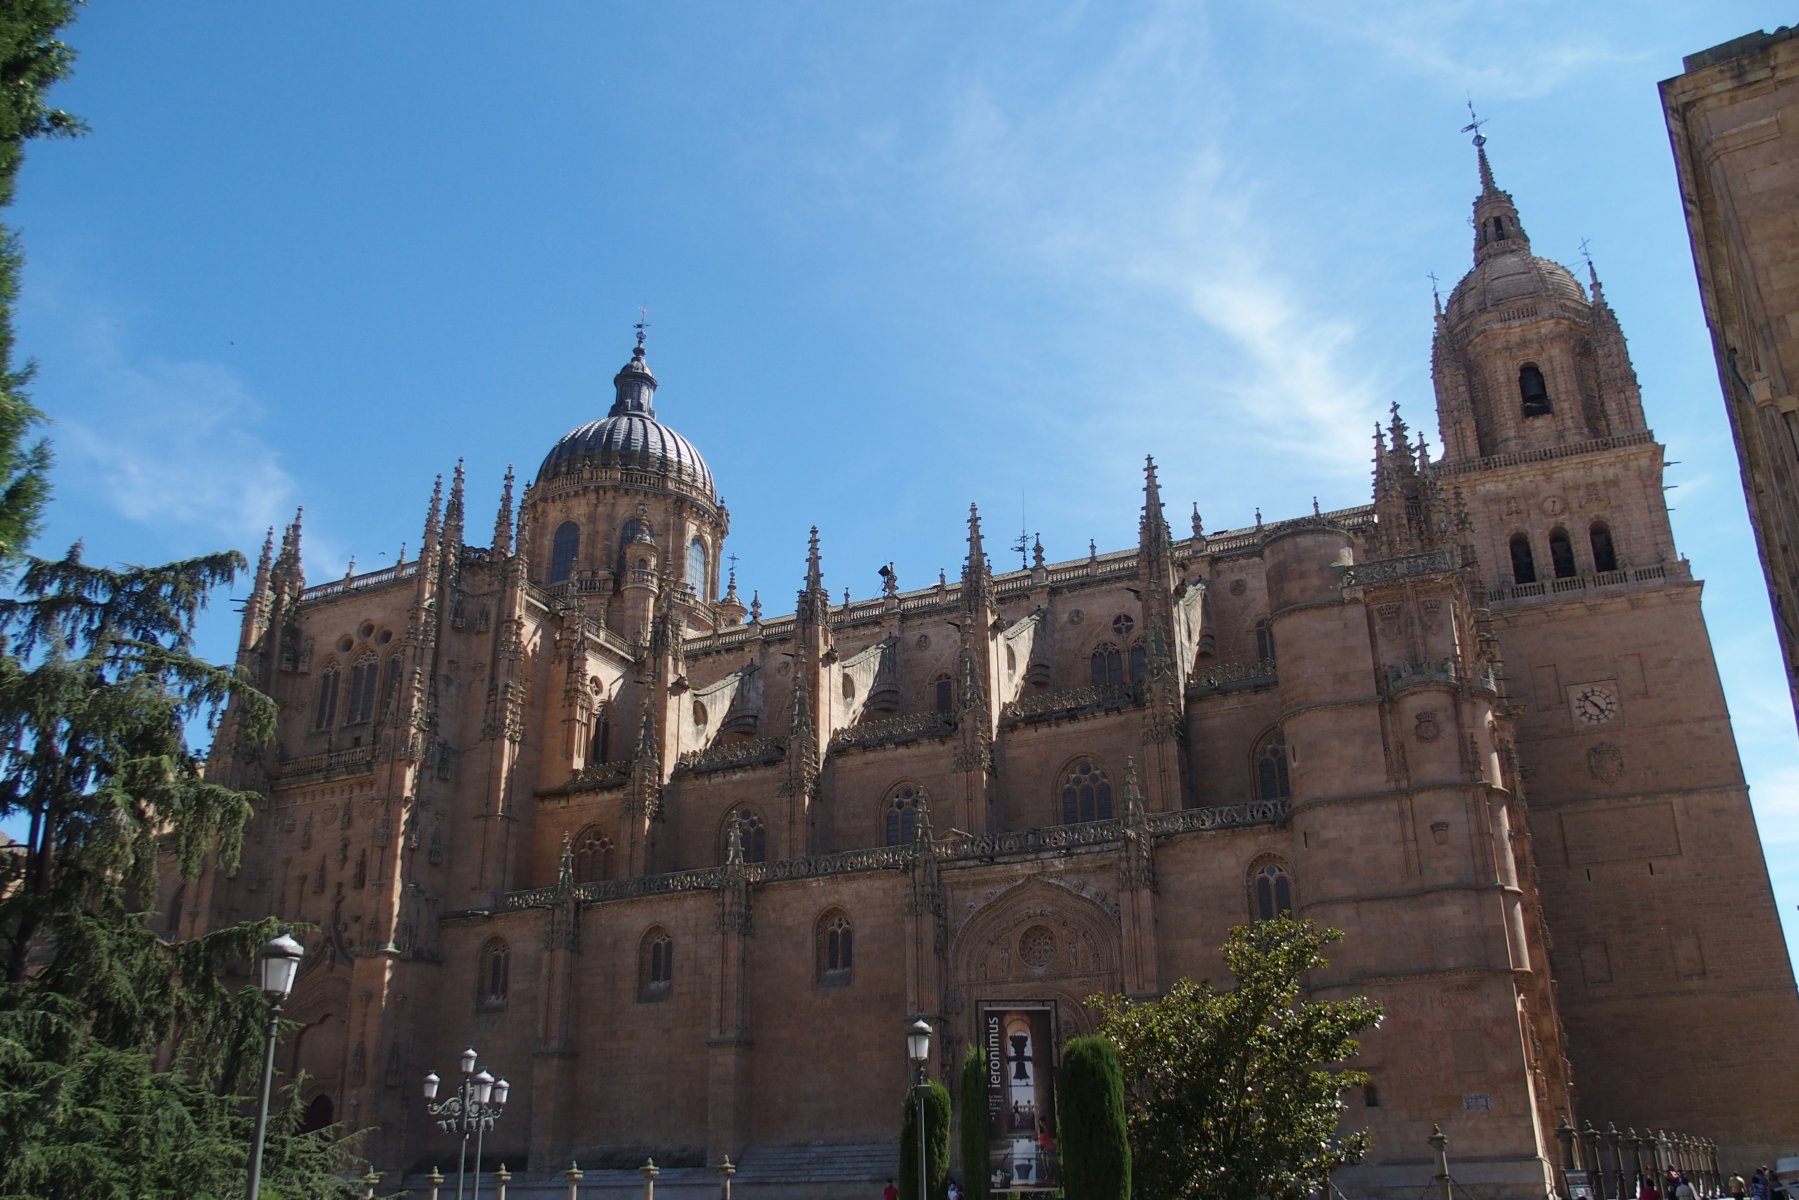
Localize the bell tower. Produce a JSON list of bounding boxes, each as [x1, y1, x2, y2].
[[1430, 131, 1799, 1163]]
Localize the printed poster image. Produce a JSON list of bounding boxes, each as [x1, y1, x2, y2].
[[982, 1004, 1058, 1192]]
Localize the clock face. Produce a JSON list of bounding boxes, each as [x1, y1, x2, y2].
[[1574, 686, 1619, 725]]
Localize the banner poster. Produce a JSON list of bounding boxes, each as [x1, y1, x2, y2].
[[981, 1004, 1059, 1192]]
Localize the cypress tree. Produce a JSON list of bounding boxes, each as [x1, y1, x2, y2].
[[1057, 1035, 1130, 1200], [899, 1078, 952, 1200], [959, 1045, 990, 1200]]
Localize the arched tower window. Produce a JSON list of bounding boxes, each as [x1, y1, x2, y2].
[[1509, 533, 1537, 585], [1090, 641, 1123, 688], [346, 653, 379, 725], [724, 809, 767, 864], [550, 521, 580, 583], [885, 783, 923, 847], [314, 665, 340, 731], [817, 908, 853, 983], [574, 826, 613, 884], [478, 937, 509, 1007], [686, 536, 707, 595], [1255, 619, 1276, 662], [640, 927, 673, 1000], [1254, 730, 1291, 802], [1520, 363, 1552, 417], [933, 673, 954, 715], [1492, 216, 1507, 241], [1590, 522, 1618, 573], [1249, 860, 1294, 921], [1059, 757, 1114, 824], [1549, 527, 1576, 579]]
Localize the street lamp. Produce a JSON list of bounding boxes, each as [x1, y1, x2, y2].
[[908, 1019, 932, 1200], [423, 1047, 509, 1200], [246, 932, 304, 1200]]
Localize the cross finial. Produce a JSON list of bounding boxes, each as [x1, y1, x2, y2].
[[634, 306, 650, 350], [1461, 99, 1487, 147]]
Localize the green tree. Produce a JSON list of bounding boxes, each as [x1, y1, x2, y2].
[[958, 1045, 989, 1200], [0, 0, 80, 569], [1057, 1034, 1130, 1200], [1094, 918, 1382, 1200], [900, 1078, 952, 1200]]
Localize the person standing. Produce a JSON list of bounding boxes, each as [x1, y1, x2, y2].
[[885, 1180, 899, 1200], [1733, 1172, 1749, 1200]]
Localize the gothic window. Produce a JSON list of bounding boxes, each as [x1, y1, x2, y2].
[[591, 707, 611, 764], [933, 672, 954, 714], [1059, 757, 1114, 824], [686, 536, 707, 594], [1111, 613, 1135, 641], [574, 826, 613, 884], [816, 908, 853, 984], [1129, 641, 1148, 684], [1255, 619, 1276, 662], [314, 665, 340, 730], [1510, 533, 1537, 585], [724, 809, 767, 864], [1590, 522, 1618, 573], [1250, 859, 1294, 921], [1549, 527, 1577, 579], [640, 928, 673, 1000], [478, 937, 509, 1007], [885, 783, 923, 847], [1254, 730, 1291, 801], [1520, 363, 1552, 417], [550, 521, 580, 583], [1090, 642, 1123, 688], [345, 653, 379, 725]]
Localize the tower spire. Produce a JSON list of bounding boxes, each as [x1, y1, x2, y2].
[[1464, 109, 1531, 264], [492, 464, 515, 556], [610, 321, 659, 418]]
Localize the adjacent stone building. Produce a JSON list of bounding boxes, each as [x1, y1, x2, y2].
[[185, 141, 1799, 1197], [1663, 25, 1799, 728]]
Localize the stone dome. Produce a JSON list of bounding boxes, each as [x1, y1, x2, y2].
[[1445, 250, 1588, 326], [536, 343, 715, 496]]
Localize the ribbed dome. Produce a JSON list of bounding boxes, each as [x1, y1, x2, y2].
[[1445, 251, 1587, 325], [536, 342, 715, 496]]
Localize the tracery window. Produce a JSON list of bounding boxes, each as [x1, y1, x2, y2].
[[346, 653, 379, 725], [640, 928, 673, 1000], [725, 809, 767, 864], [1059, 757, 1114, 824], [1510, 533, 1537, 585], [1251, 861, 1294, 921], [1254, 730, 1291, 802], [1090, 642, 1124, 688], [817, 908, 853, 984], [550, 521, 580, 583], [884, 783, 923, 847], [1520, 363, 1552, 417], [314, 665, 340, 731], [686, 536, 707, 594], [1549, 527, 1576, 579], [1590, 521, 1617, 573], [479, 937, 509, 1007], [574, 826, 613, 884], [933, 673, 954, 715]]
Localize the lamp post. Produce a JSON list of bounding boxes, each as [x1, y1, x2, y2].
[[245, 932, 305, 1200], [908, 1019, 932, 1200], [423, 1047, 509, 1200]]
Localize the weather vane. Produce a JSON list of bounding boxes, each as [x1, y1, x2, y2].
[[1461, 100, 1487, 147], [635, 305, 651, 349]]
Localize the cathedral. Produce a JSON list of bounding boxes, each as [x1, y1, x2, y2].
[[184, 140, 1799, 1197]]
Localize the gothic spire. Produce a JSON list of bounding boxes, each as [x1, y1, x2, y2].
[[1468, 123, 1531, 264], [963, 504, 990, 586], [444, 458, 466, 553], [1139, 456, 1172, 554], [492, 464, 515, 557]]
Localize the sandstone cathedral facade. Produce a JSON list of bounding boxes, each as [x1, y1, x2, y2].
[[182, 142, 1799, 1196]]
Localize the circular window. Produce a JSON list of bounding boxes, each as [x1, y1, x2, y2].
[[377, 628, 394, 645], [693, 701, 709, 726], [1111, 613, 1135, 640], [842, 675, 856, 700], [358, 621, 376, 640], [336, 636, 354, 653], [1020, 926, 1056, 970]]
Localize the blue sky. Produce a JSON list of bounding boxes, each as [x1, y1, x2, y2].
[[9, 2, 1797, 966]]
